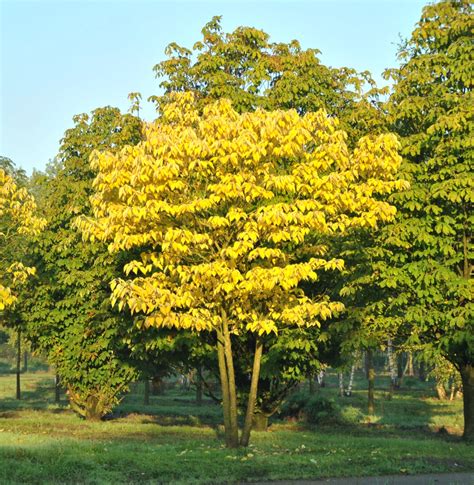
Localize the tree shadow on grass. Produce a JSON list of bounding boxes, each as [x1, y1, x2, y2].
[[0, 377, 67, 412], [275, 388, 464, 443], [365, 392, 463, 433], [0, 375, 465, 448], [115, 392, 223, 427], [0, 362, 12, 374]]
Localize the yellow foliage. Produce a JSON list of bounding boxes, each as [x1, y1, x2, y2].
[[77, 92, 405, 335], [0, 169, 46, 309]]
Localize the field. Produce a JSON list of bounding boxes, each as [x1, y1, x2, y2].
[[0, 368, 473, 484]]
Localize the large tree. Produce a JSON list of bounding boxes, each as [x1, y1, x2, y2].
[[386, 0, 473, 441], [150, 17, 391, 413], [78, 92, 405, 446], [20, 107, 142, 419], [348, 0, 473, 440]]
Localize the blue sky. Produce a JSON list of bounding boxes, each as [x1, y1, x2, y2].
[[1, 0, 427, 174]]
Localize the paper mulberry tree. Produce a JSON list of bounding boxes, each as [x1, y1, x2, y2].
[[78, 92, 406, 447]]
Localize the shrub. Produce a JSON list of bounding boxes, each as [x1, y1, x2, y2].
[[303, 396, 341, 424], [340, 405, 365, 424], [403, 377, 419, 388], [280, 392, 365, 425], [279, 391, 311, 419]]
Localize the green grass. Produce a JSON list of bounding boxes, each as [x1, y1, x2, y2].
[[0, 371, 472, 484]]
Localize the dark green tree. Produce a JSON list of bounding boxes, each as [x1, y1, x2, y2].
[[385, 0, 473, 441], [346, 0, 473, 440], [152, 16, 387, 144], [20, 107, 143, 419]]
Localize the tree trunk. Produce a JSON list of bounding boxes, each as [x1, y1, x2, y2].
[[217, 321, 239, 448], [151, 376, 165, 395], [397, 353, 404, 383], [308, 375, 316, 394], [55, 373, 61, 404], [365, 351, 370, 379], [84, 395, 102, 421], [196, 367, 203, 406], [436, 381, 447, 400], [418, 360, 426, 381], [449, 381, 456, 401], [217, 328, 232, 446], [460, 364, 474, 442], [144, 379, 150, 405], [405, 352, 414, 377], [240, 338, 263, 447], [387, 339, 398, 393], [222, 320, 239, 448], [16, 329, 21, 400], [346, 364, 355, 396], [317, 370, 326, 387], [338, 372, 344, 397], [367, 349, 375, 415]]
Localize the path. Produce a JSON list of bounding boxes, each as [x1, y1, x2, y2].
[[250, 472, 474, 485]]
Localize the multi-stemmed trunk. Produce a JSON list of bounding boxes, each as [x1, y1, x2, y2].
[[460, 363, 474, 442], [216, 318, 239, 448], [240, 338, 263, 447], [216, 315, 264, 448]]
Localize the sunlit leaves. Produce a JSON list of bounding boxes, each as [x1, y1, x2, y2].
[[79, 93, 404, 339], [0, 169, 46, 308]]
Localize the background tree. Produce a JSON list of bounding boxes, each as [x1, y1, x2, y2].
[[0, 163, 45, 309], [0, 156, 27, 186], [0, 158, 45, 401], [152, 16, 387, 143], [346, 0, 473, 440], [19, 107, 143, 420], [78, 93, 405, 447]]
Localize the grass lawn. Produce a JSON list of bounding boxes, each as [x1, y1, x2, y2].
[[0, 371, 472, 484]]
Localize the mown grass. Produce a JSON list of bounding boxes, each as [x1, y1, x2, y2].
[[0, 371, 472, 484]]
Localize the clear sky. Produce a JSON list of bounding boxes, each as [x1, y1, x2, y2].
[[1, 0, 427, 174]]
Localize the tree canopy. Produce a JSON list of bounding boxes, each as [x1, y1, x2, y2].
[[341, 0, 473, 440], [78, 92, 406, 445], [383, 0, 473, 440], [152, 16, 387, 143]]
